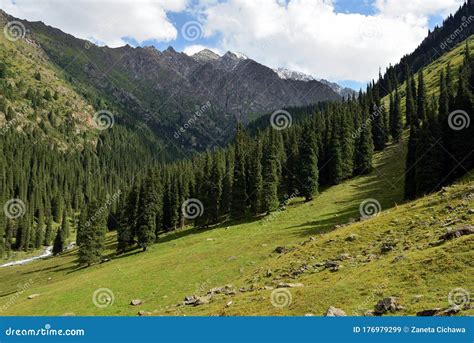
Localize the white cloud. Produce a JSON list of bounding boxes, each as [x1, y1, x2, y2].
[[182, 44, 221, 56], [0, 0, 465, 83], [201, 0, 465, 82], [1, 0, 188, 47], [375, 0, 464, 19]]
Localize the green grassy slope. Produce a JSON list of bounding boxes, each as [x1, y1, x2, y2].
[[0, 135, 406, 316], [181, 172, 473, 316], [0, 24, 98, 148], [382, 35, 474, 112], [1, 35, 472, 318]]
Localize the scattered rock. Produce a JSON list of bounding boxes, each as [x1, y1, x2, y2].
[[374, 297, 403, 315], [304, 313, 314, 316], [468, 209, 474, 214], [439, 225, 474, 241], [137, 310, 152, 316], [337, 253, 351, 261], [324, 260, 340, 271], [392, 255, 405, 263], [101, 258, 110, 263], [265, 269, 272, 277], [325, 306, 346, 316], [324, 260, 339, 268], [62, 312, 76, 316], [366, 254, 378, 261], [263, 285, 274, 291], [225, 300, 233, 308], [416, 308, 441, 316], [380, 242, 397, 254], [130, 299, 142, 306], [437, 305, 461, 316], [226, 256, 237, 261], [345, 234, 358, 242], [27, 294, 40, 299], [364, 310, 376, 316], [47, 277, 52, 281], [206, 238, 214, 241], [273, 246, 287, 254], [183, 295, 211, 306], [261, 244, 268, 247], [277, 282, 304, 288], [208, 285, 236, 296]]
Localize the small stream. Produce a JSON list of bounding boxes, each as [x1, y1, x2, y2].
[[0, 242, 75, 268]]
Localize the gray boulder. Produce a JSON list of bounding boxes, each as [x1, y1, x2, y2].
[[325, 306, 346, 316]]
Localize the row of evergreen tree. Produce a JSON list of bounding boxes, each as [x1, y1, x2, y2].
[[404, 42, 474, 199], [2, 42, 473, 266], [111, 46, 474, 258], [112, 76, 402, 253]]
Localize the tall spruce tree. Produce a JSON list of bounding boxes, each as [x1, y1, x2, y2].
[[390, 87, 403, 143], [78, 200, 106, 265], [249, 138, 263, 215], [136, 171, 159, 251], [231, 124, 248, 218], [354, 113, 374, 175], [297, 125, 319, 201], [43, 216, 53, 246], [52, 228, 64, 255], [404, 65, 416, 127], [261, 130, 280, 213]]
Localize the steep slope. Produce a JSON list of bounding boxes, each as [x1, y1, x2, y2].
[[1, 135, 472, 316], [0, 135, 405, 315], [382, 35, 474, 114], [183, 172, 473, 316], [0, 9, 340, 151], [378, 1, 473, 97]]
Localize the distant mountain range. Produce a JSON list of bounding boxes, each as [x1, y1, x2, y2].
[[0, 7, 344, 149], [273, 67, 356, 99]]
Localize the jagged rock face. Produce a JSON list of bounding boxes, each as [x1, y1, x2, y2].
[[1, 9, 340, 149]]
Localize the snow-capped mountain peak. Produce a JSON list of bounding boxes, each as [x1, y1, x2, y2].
[[273, 67, 315, 82]]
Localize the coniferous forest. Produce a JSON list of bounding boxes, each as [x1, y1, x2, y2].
[[0, 0, 473, 324], [1, 42, 474, 264]]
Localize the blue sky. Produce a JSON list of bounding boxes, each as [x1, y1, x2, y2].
[[2, 0, 465, 90]]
